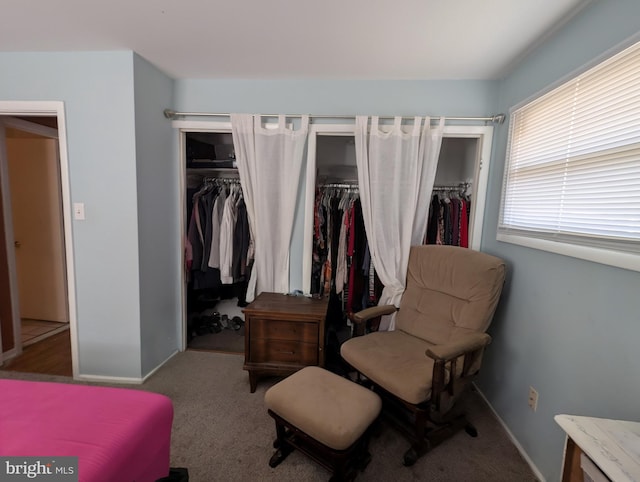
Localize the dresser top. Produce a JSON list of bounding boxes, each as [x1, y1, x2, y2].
[[555, 414, 640, 482], [243, 292, 328, 317]]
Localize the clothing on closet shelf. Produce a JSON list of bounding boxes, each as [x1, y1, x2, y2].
[[425, 184, 471, 248]]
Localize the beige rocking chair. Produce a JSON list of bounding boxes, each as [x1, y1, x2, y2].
[[341, 245, 506, 466]]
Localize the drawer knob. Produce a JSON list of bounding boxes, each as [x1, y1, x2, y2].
[[279, 350, 295, 355]]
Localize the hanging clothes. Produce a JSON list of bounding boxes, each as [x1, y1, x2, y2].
[[185, 178, 252, 291], [219, 186, 239, 284], [187, 180, 220, 290], [311, 185, 382, 320], [425, 184, 471, 248], [207, 188, 226, 269]]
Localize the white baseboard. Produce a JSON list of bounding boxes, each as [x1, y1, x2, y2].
[[473, 383, 546, 482], [0, 347, 19, 366], [75, 373, 144, 384], [75, 350, 179, 385]]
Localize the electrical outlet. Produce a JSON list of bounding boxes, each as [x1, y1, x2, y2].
[[528, 386, 539, 412], [73, 202, 85, 220]]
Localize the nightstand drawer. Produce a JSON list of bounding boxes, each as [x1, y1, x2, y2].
[[252, 319, 318, 343], [250, 339, 318, 365]]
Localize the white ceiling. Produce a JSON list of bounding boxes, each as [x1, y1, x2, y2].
[[0, 0, 590, 80]]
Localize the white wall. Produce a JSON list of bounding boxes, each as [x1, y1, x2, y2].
[[316, 135, 357, 182], [477, 1, 640, 479], [434, 137, 477, 185]]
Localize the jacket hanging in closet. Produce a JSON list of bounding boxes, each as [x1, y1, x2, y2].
[[185, 180, 251, 291]]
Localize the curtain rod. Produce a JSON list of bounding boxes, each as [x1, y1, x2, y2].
[[163, 109, 506, 124]]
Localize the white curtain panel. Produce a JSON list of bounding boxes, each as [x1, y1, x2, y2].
[[231, 114, 309, 302], [355, 116, 443, 330]]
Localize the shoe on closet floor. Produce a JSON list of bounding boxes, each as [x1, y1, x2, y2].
[[228, 316, 243, 331]]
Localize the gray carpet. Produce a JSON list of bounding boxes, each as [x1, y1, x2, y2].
[[1, 351, 538, 481]]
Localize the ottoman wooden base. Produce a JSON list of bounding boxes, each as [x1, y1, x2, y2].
[[265, 366, 381, 481], [268, 409, 373, 482]]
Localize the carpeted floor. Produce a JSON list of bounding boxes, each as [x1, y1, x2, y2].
[[0, 351, 539, 482]]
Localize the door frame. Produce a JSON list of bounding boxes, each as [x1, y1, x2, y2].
[[172, 119, 233, 351], [0, 101, 78, 377]]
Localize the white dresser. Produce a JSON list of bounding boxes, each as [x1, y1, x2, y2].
[[555, 414, 640, 482]]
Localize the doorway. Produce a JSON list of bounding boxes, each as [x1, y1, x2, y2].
[[0, 102, 77, 377]]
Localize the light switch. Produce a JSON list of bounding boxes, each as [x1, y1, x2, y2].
[[74, 202, 85, 220]]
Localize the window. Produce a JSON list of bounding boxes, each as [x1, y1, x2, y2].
[[498, 40, 640, 271]]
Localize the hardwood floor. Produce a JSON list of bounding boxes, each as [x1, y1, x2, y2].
[[1, 329, 72, 377]]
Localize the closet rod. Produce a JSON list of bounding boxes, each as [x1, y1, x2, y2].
[[432, 182, 470, 191], [320, 183, 359, 189], [164, 109, 506, 124], [204, 177, 241, 183]]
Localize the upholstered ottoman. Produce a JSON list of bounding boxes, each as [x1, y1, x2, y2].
[[265, 366, 381, 481]]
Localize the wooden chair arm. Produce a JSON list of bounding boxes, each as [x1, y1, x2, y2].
[[425, 333, 492, 362], [427, 332, 492, 415], [348, 305, 398, 337], [351, 305, 398, 324]]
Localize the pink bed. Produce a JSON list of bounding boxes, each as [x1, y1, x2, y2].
[[0, 379, 174, 482]]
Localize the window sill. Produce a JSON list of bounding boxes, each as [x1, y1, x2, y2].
[[496, 233, 640, 273]]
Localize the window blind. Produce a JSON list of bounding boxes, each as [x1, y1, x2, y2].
[[499, 40, 640, 254]]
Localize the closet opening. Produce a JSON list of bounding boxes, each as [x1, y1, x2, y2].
[[437, 127, 493, 251], [303, 123, 494, 374], [311, 134, 376, 375], [181, 127, 249, 354], [428, 136, 480, 249]]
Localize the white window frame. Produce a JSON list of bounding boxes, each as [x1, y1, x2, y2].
[[497, 38, 640, 273]]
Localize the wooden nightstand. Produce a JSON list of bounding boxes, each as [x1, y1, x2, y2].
[[242, 292, 328, 393]]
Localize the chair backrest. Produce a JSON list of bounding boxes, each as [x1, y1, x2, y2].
[[396, 245, 506, 345]]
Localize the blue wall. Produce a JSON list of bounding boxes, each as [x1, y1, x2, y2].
[[477, 1, 640, 479], [0, 51, 143, 378], [175, 79, 497, 117], [133, 54, 180, 376]]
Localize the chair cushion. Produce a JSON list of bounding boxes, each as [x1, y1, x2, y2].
[[397, 245, 505, 345], [264, 366, 381, 451], [341, 331, 441, 405]]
